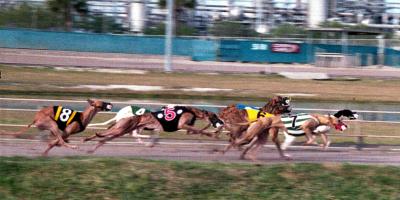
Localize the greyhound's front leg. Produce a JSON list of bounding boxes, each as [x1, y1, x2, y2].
[[145, 130, 160, 147], [281, 132, 296, 150], [50, 127, 77, 149], [303, 128, 316, 145], [213, 125, 224, 138], [319, 132, 331, 150], [270, 129, 291, 160], [181, 124, 213, 137], [42, 138, 60, 156]]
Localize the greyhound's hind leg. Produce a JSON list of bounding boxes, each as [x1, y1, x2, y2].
[[42, 138, 59, 156], [239, 136, 258, 160]]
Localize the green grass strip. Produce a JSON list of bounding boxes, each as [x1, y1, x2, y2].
[[0, 157, 399, 200]]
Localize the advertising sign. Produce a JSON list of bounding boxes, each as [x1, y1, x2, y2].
[[271, 43, 300, 53]]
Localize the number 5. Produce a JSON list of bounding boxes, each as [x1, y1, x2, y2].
[[164, 108, 176, 121]]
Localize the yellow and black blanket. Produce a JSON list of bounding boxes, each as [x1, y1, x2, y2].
[[53, 106, 84, 131], [236, 104, 274, 123]]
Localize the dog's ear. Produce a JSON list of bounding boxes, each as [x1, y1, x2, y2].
[[87, 99, 94, 105]]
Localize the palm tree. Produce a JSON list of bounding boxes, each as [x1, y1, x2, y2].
[[47, 0, 88, 31], [158, 0, 196, 34]]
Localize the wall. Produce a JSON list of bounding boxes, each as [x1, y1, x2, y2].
[[0, 28, 399, 67], [0, 28, 195, 56]]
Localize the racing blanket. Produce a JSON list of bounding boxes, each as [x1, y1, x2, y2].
[[281, 113, 317, 136], [130, 105, 151, 115], [236, 104, 274, 122], [53, 106, 83, 131], [151, 106, 196, 132]]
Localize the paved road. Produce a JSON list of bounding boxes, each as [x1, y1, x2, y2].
[[1, 138, 399, 165], [1, 48, 400, 78]]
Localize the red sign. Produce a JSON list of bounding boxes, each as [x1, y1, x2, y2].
[[271, 43, 300, 53]]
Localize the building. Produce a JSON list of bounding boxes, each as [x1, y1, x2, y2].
[[1, 0, 399, 34]]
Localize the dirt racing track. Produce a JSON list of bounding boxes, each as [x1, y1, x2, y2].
[[1, 49, 400, 165], [1, 137, 400, 165]]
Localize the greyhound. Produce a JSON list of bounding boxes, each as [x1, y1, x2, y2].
[[14, 99, 113, 156], [234, 110, 351, 161], [82, 105, 222, 153], [88, 105, 152, 143], [215, 96, 292, 154], [281, 109, 358, 150]]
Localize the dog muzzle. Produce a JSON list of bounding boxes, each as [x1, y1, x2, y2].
[[102, 102, 113, 111], [210, 115, 224, 128], [335, 123, 348, 131], [350, 113, 359, 120]]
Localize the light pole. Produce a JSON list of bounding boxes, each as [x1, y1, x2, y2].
[[164, 0, 174, 72]]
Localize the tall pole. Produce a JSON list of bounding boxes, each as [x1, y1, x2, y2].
[[377, 34, 384, 67], [164, 0, 174, 72]]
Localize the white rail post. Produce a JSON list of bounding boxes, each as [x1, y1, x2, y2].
[[355, 115, 363, 150]]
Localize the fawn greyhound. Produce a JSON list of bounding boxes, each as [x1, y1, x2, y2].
[[14, 99, 112, 156]]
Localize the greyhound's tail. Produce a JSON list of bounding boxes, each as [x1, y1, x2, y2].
[[88, 116, 117, 127], [13, 121, 35, 137], [95, 116, 141, 138]]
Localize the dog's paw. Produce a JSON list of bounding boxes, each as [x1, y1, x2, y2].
[[87, 150, 95, 154], [283, 154, 292, 160]]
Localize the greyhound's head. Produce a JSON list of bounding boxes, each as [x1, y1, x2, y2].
[[333, 109, 358, 120], [87, 99, 113, 111], [202, 110, 224, 128], [262, 96, 292, 115], [327, 114, 348, 131]]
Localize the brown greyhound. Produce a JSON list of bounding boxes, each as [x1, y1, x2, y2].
[[14, 99, 113, 156], [234, 112, 349, 161], [82, 105, 222, 153], [214, 96, 291, 153]]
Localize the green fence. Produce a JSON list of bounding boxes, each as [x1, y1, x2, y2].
[[0, 28, 399, 67]]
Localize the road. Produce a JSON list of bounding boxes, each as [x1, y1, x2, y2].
[[1, 138, 399, 166], [2, 48, 400, 78]]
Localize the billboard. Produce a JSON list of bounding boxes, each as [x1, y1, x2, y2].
[[271, 43, 301, 53]]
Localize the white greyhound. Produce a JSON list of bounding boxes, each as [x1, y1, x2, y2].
[[89, 105, 152, 143]]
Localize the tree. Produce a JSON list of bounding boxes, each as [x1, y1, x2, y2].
[[144, 23, 197, 36], [0, 3, 59, 29], [209, 21, 258, 37], [47, 0, 88, 31], [269, 23, 306, 38], [78, 14, 128, 34]]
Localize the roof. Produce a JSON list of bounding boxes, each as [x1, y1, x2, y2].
[[306, 28, 383, 35]]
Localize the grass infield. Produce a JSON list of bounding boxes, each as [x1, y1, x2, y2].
[[1, 65, 400, 103], [0, 157, 399, 200]]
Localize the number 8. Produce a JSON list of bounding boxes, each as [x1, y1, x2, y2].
[[60, 109, 72, 122]]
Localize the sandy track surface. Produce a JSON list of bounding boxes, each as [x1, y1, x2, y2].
[[1, 138, 399, 166]]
